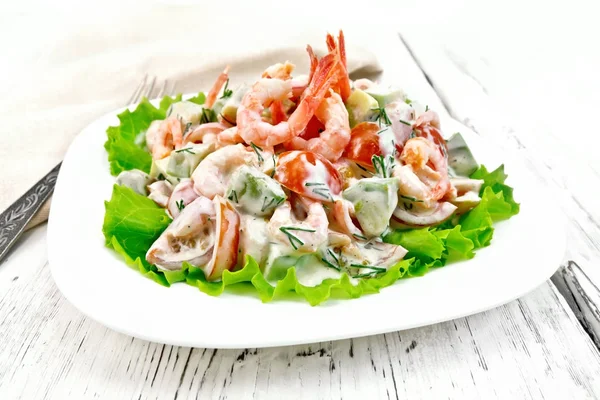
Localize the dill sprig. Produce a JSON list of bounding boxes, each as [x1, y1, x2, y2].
[[227, 190, 238, 203], [279, 226, 316, 250], [250, 142, 264, 163], [175, 147, 195, 154], [371, 106, 391, 127], [219, 79, 233, 99], [352, 233, 367, 241], [371, 154, 395, 178], [398, 119, 411, 126], [399, 195, 424, 203], [176, 199, 185, 211]]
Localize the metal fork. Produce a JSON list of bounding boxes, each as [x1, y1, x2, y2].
[[0, 76, 176, 264]]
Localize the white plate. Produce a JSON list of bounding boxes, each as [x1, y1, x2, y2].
[[48, 98, 566, 349]]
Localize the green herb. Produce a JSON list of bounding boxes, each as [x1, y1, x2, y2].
[[250, 142, 264, 163], [404, 98, 412, 105], [279, 226, 315, 250], [183, 121, 193, 135], [371, 106, 391, 127], [312, 187, 333, 201], [352, 233, 367, 240], [371, 155, 395, 178], [220, 79, 233, 99], [400, 195, 424, 203], [321, 258, 341, 271], [157, 173, 166, 181], [350, 264, 386, 273], [399, 119, 411, 126], [228, 190, 238, 203], [305, 182, 326, 187], [377, 128, 388, 135], [410, 130, 417, 139], [425, 105, 429, 112], [175, 147, 195, 154], [270, 154, 277, 178], [261, 197, 277, 212], [200, 108, 215, 124], [166, 105, 173, 117], [176, 199, 185, 211], [404, 202, 413, 211]]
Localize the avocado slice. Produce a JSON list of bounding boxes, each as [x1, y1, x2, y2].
[[167, 101, 206, 126], [365, 85, 407, 108], [343, 177, 399, 237], [226, 166, 287, 216], [345, 89, 379, 128], [217, 83, 250, 124], [446, 132, 479, 177], [150, 143, 214, 185], [116, 169, 155, 196]]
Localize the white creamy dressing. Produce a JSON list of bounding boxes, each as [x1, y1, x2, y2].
[[293, 255, 343, 287], [377, 126, 397, 158], [238, 214, 270, 267], [300, 154, 342, 201]]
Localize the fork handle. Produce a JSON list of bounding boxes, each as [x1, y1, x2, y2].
[[0, 162, 61, 263]]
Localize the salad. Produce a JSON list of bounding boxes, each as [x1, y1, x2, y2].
[[103, 31, 519, 305]]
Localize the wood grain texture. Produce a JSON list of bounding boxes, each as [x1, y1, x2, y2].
[[1, 235, 600, 399], [3, 4, 600, 397]]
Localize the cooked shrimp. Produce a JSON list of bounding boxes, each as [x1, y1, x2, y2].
[[147, 180, 173, 208], [183, 122, 227, 145], [150, 116, 184, 159], [413, 110, 448, 155], [304, 90, 351, 161], [332, 199, 364, 239], [167, 179, 199, 219], [192, 143, 271, 199], [400, 137, 451, 201], [205, 65, 230, 109], [325, 30, 351, 101], [216, 126, 245, 148], [262, 61, 295, 80], [236, 53, 339, 147], [267, 200, 328, 253], [146, 196, 216, 270]]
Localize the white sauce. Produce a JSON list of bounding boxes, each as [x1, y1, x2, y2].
[[294, 256, 343, 287]]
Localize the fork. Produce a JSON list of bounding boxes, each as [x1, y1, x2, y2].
[[0, 76, 176, 264]]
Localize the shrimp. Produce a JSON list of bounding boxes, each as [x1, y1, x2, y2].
[[167, 179, 199, 219], [236, 53, 339, 147], [267, 200, 328, 253], [304, 90, 351, 161], [325, 30, 351, 102], [150, 116, 184, 159], [215, 126, 244, 148], [205, 65, 230, 109], [192, 143, 271, 199], [399, 137, 451, 202], [183, 122, 227, 145], [332, 199, 365, 239], [262, 61, 295, 80], [146, 196, 216, 270], [413, 110, 447, 156]]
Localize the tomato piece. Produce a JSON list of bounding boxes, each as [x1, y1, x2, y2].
[[275, 151, 343, 201], [300, 115, 325, 141], [205, 195, 240, 281], [343, 122, 382, 168]]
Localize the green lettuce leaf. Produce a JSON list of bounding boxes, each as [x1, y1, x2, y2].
[[102, 144, 520, 304], [101, 185, 430, 305]]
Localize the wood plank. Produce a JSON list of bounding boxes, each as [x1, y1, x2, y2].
[[1, 230, 600, 399], [395, 23, 600, 346]]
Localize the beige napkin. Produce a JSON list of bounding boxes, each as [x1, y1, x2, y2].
[[1, 2, 386, 230]]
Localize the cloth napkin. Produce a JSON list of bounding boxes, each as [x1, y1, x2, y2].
[[1, 2, 387, 230]]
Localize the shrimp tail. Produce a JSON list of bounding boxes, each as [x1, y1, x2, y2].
[[205, 65, 230, 109]]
